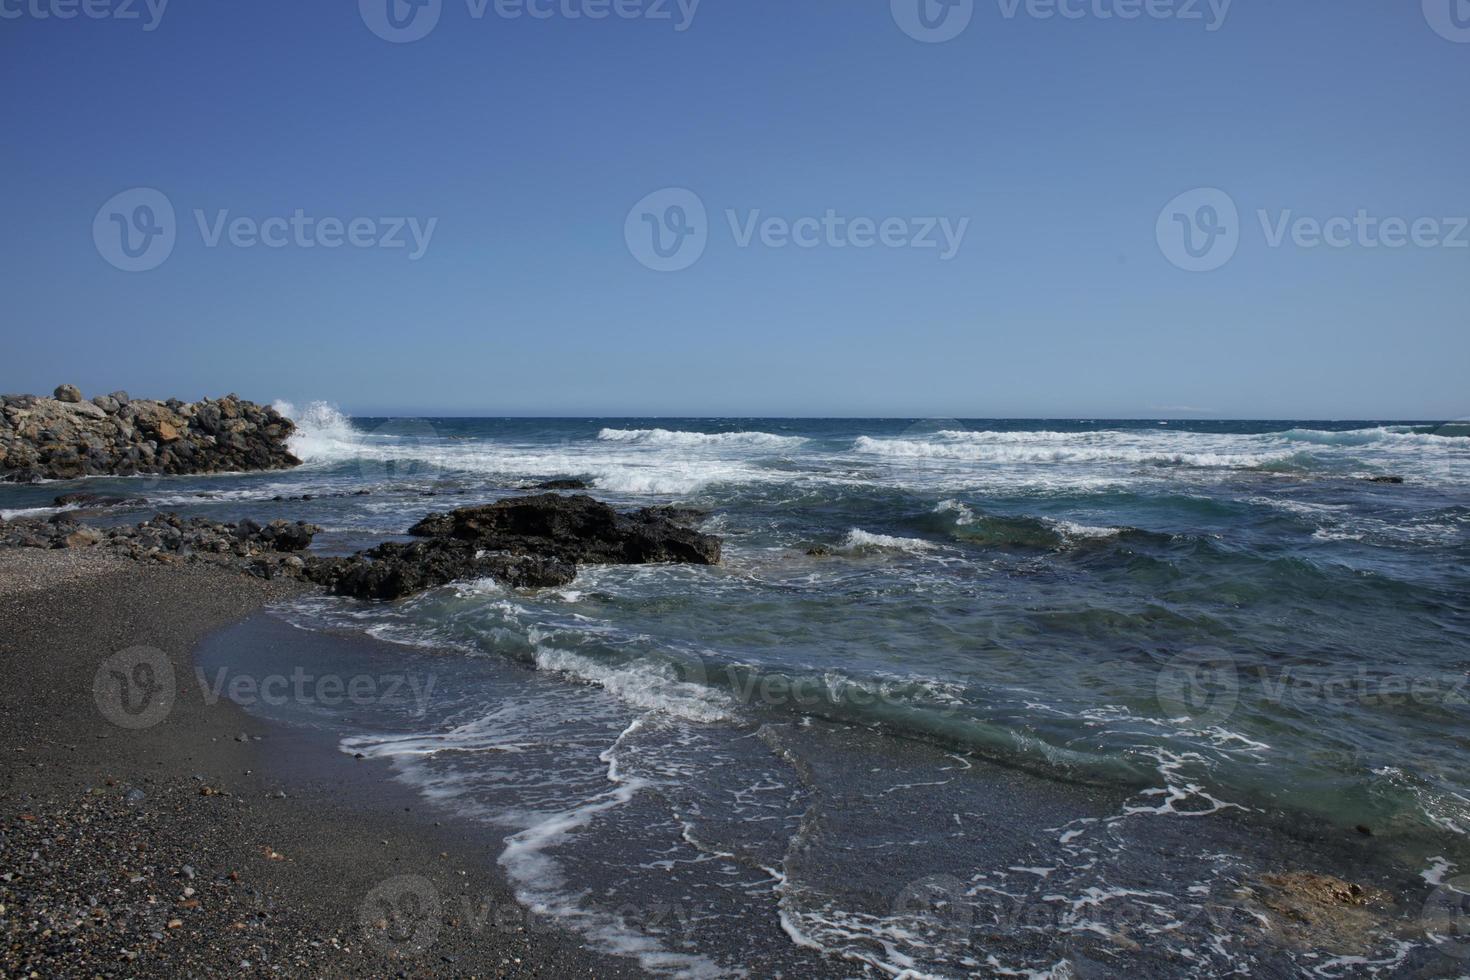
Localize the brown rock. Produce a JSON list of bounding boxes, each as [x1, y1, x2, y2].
[[53, 384, 82, 403], [63, 528, 103, 548]]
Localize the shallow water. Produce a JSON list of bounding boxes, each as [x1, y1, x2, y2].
[[10, 410, 1470, 975]]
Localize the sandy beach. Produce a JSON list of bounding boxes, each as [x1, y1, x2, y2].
[[0, 549, 645, 977]]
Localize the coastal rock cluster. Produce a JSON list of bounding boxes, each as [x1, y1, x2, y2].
[[0, 493, 721, 599], [0, 386, 300, 483], [309, 494, 721, 599], [0, 513, 320, 573]]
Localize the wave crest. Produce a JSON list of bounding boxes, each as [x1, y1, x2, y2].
[[598, 428, 806, 449]]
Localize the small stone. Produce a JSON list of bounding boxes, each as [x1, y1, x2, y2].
[[123, 788, 146, 805], [53, 384, 82, 403]]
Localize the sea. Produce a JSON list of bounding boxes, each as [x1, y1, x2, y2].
[[5, 409, 1469, 977]]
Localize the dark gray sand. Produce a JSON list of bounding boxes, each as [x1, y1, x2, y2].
[[0, 550, 646, 977]]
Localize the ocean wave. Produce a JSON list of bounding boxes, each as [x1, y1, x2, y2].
[[853, 435, 1283, 469], [1045, 519, 1123, 541], [532, 645, 736, 724], [273, 400, 361, 462], [933, 498, 976, 525], [271, 403, 773, 495], [1281, 425, 1468, 447], [598, 427, 806, 450], [840, 528, 938, 554], [0, 503, 82, 521]]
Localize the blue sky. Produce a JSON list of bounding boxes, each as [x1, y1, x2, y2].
[[2, 1, 1466, 418]]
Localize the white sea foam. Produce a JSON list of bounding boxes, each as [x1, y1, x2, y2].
[[840, 529, 938, 553], [532, 645, 735, 724], [270, 404, 780, 494], [273, 400, 361, 462], [1045, 519, 1122, 540], [854, 434, 1283, 469], [1422, 856, 1455, 886], [598, 427, 806, 449], [934, 499, 976, 525], [0, 503, 81, 520]]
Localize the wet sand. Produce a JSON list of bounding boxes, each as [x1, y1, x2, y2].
[[0, 549, 645, 977]]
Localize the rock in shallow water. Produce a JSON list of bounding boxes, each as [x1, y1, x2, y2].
[[408, 493, 722, 566], [304, 539, 578, 599], [310, 496, 717, 600], [0, 494, 722, 601]]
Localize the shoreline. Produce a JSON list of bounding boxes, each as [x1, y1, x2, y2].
[[0, 549, 645, 977]]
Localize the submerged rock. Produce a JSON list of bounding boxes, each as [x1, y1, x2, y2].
[[0, 389, 299, 482], [53, 491, 147, 509], [1228, 871, 1395, 956]]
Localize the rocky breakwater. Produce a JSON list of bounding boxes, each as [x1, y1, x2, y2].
[[0, 494, 722, 600], [0, 385, 300, 482]]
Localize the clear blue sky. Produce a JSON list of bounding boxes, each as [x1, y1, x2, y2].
[[2, 1, 1466, 418]]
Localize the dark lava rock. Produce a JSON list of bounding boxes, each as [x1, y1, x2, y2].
[[304, 540, 576, 600], [530, 478, 591, 491], [408, 493, 721, 566], [1, 494, 722, 603], [641, 504, 710, 524], [1365, 475, 1405, 485]]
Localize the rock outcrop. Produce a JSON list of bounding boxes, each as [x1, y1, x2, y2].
[[303, 540, 577, 600], [312, 495, 718, 600], [0, 387, 299, 482], [0, 494, 722, 600], [408, 493, 722, 566]]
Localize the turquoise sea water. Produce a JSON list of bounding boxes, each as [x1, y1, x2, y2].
[[9, 412, 1470, 976]]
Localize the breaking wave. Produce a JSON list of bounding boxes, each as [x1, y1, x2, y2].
[[598, 428, 806, 450]]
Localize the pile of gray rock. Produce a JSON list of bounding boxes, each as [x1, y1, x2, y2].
[[0, 386, 299, 482], [0, 513, 321, 577], [0, 494, 722, 599]]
